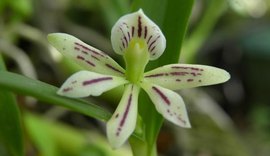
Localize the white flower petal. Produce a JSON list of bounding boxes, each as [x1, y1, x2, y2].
[[111, 9, 166, 60], [141, 82, 191, 128], [144, 64, 230, 90], [57, 71, 128, 98], [106, 84, 139, 148], [48, 33, 125, 77]]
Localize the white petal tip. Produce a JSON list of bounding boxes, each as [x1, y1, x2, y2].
[[224, 71, 231, 82]]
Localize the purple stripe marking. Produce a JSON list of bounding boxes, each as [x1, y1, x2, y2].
[[82, 77, 112, 86], [147, 35, 153, 44], [170, 72, 189, 76], [120, 27, 128, 47], [171, 66, 188, 69], [138, 16, 142, 37], [91, 55, 100, 61], [123, 36, 128, 47], [81, 51, 88, 55], [171, 66, 204, 71], [132, 26, 135, 37], [152, 86, 170, 105], [75, 42, 106, 57], [120, 93, 132, 127], [127, 32, 131, 41], [86, 60, 95, 67], [105, 64, 124, 75], [148, 35, 160, 51], [74, 47, 80, 51], [116, 86, 134, 136], [77, 55, 85, 60], [144, 26, 147, 39], [121, 39, 125, 48], [145, 73, 164, 78], [178, 116, 187, 125], [150, 46, 156, 52]]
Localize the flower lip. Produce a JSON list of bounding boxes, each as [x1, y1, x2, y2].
[[111, 9, 166, 60]]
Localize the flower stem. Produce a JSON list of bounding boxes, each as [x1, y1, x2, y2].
[[129, 136, 157, 156]]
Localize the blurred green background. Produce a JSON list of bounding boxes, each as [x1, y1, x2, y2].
[[1, 0, 270, 155]]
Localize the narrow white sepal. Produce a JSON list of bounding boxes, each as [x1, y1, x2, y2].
[[111, 9, 166, 60], [144, 64, 230, 90], [141, 82, 191, 128], [57, 71, 128, 98], [106, 84, 139, 148], [48, 33, 125, 77]]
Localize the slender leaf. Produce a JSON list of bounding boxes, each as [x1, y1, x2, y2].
[[25, 113, 132, 156], [98, 0, 130, 33], [0, 55, 23, 156], [182, 0, 227, 63], [0, 71, 111, 121]]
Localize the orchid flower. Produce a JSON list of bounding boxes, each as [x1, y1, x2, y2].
[[48, 9, 230, 148]]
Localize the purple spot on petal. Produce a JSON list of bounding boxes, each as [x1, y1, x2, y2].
[[76, 55, 85, 60], [187, 79, 194, 82], [190, 72, 196, 76], [63, 87, 72, 92]]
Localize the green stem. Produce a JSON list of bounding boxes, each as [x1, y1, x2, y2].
[[129, 136, 157, 156]]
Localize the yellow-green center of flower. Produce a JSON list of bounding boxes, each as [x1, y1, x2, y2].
[[124, 38, 149, 83]]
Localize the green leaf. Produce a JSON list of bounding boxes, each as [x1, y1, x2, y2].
[[182, 0, 227, 63], [0, 71, 111, 121], [98, 0, 130, 33], [0, 55, 24, 156], [25, 113, 132, 156]]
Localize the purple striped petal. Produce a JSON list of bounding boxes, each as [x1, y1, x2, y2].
[[107, 84, 140, 148], [141, 82, 191, 128], [111, 9, 166, 60], [48, 33, 125, 77], [57, 71, 128, 98], [144, 64, 230, 90]]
